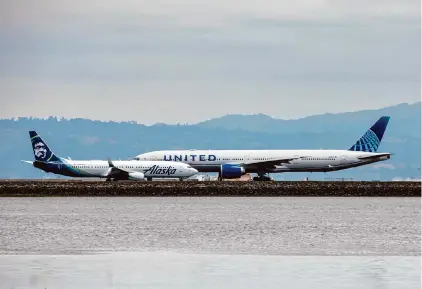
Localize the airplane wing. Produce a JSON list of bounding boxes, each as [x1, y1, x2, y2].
[[242, 157, 300, 169], [101, 159, 133, 178]]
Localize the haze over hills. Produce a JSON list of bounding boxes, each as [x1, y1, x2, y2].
[[0, 102, 420, 181]]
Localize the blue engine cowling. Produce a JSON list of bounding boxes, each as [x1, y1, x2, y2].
[[220, 164, 246, 179]]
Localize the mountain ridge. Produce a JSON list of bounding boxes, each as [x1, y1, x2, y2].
[[196, 101, 421, 137], [196, 101, 420, 123], [0, 101, 420, 180], [4, 101, 420, 127]]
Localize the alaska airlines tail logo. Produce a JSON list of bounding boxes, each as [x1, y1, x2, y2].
[[350, 129, 380, 152], [33, 141, 48, 160], [144, 165, 177, 175], [29, 131, 61, 163]]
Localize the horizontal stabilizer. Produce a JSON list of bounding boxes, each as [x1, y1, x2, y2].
[[357, 153, 391, 160]]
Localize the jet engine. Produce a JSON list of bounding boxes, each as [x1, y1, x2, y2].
[[127, 172, 145, 180], [220, 164, 246, 179]]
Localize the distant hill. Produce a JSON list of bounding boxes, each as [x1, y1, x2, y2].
[[196, 102, 421, 138], [0, 102, 420, 181]]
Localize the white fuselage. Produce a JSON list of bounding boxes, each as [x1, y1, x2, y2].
[[35, 159, 198, 179], [135, 149, 391, 173]]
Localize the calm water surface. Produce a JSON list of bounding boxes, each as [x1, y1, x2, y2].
[[0, 197, 420, 288]]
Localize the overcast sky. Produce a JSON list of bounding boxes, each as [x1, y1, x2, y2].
[[0, 0, 420, 124]]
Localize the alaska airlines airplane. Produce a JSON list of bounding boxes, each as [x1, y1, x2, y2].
[[134, 116, 392, 181], [23, 131, 198, 181]]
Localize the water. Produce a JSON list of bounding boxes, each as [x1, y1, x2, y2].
[[0, 253, 419, 289], [0, 197, 420, 288]]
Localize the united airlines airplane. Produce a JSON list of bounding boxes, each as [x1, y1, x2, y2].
[[23, 131, 198, 181], [135, 116, 392, 181]]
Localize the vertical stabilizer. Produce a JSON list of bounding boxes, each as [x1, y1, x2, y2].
[[348, 116, 390, 152], [29, 131, 62, 162]]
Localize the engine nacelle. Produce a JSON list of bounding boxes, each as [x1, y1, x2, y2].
[[220, 164, 246, 179], [128, 172, 145, 180]]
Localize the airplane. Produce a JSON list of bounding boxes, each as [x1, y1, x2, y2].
[[134, 116, 392, 181], [23, 131, 198, 181]]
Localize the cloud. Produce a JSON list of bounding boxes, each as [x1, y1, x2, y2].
[[0, 0, 420, 124], [372, 163, 396, 170], [1, 0, 420, 27], [384, 137, 408, 143]]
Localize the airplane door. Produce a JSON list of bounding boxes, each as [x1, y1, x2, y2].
[[244, 155, 251, 163], [292, 155, 300, 164], [339, 155, 347, 165]]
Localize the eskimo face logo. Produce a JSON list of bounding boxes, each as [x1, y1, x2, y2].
[[34, 141, 47, 159]]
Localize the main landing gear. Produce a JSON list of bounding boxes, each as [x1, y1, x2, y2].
[[253, 173, 272, 181], [105, 178, 118, 182]]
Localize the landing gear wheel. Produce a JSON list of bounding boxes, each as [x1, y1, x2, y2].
[[106, 178, 111, 182], [179, 178, 184, 181], [253, 174, 272, 181], [113, 179, 118, 182]]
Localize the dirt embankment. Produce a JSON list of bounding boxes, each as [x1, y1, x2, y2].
[[0, 180, 420, 197]]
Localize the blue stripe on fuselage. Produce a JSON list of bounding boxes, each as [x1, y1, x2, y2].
[[34, 161, 94, 177]]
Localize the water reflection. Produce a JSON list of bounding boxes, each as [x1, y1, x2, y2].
[[0, 253, 419, 289]]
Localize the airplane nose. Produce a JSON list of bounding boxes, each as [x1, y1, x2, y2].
[[191, 168, 198, 174]]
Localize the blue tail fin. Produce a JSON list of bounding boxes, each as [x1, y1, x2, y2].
[[29, 131, 62, 162], [348, 116, 390, 152]]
